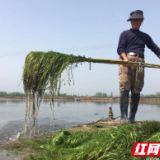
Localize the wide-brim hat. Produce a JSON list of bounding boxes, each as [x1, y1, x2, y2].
[[127, 10, 144, 21]]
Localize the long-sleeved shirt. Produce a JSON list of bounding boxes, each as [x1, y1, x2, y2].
[[117, 28, 160, 58]]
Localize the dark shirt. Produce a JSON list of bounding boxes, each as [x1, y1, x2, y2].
[[117, 28, 160, 58]]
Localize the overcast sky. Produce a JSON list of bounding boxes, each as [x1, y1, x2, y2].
[[0, 0, 160, 96]]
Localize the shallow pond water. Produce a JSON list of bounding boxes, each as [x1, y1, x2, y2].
[[0, 98, 160, 143]]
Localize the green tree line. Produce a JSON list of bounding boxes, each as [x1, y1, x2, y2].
[[93, 92, 108, 97], [0, 91, 160, 98], [0, 91, 25, 97]]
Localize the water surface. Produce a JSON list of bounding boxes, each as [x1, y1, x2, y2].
[[0, 98, 160, 142]]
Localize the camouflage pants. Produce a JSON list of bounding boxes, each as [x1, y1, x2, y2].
[[119, 55, 145, 94]]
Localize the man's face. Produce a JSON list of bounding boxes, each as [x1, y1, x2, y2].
[[131, 19, 143, 30]]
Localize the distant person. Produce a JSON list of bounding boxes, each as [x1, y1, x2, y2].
[[117, 10, 160, 123]]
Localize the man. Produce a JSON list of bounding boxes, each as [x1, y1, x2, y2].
[[117, 10, 160, 123]]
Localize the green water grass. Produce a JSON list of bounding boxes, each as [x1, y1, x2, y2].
[[23, 51, 88, 135], [23, 51, 87, 99]]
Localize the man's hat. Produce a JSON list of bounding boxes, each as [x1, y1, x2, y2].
[[127, 10, 144, 21]]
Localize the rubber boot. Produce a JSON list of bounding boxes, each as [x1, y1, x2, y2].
[[129, 94, 140, 123], [120, 90, 129, 123]]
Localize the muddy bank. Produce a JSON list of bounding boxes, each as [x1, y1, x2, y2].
[[0, 153, 24, 160]]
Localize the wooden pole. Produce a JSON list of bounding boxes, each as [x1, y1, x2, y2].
[[84, 58, 160, 69]]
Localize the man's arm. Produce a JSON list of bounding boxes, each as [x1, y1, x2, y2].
[[146, 35, 160, 58], [117, 32, 129, 66], [117, 32, 127, 57]]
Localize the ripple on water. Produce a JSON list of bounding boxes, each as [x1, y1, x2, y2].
[[0, 117, 83, 143]]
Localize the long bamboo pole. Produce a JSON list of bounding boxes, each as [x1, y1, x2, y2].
[[84, 58, 160, 69]]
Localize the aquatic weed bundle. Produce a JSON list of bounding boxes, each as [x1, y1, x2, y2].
[[23, 51, 89, 98], [23, 51, 89, 134], [22, 121, 160, 160]]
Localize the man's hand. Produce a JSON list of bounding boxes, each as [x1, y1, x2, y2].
[[158, 55, 160, 59], [121, 53, 129, 67]]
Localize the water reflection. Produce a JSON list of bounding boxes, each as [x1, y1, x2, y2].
[[92, 102, 109, 106], [0, 98, 25, 104], [0, 100, 7, 104]]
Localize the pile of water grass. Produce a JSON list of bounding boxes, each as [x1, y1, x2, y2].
[[19, 121, 160, 160]]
